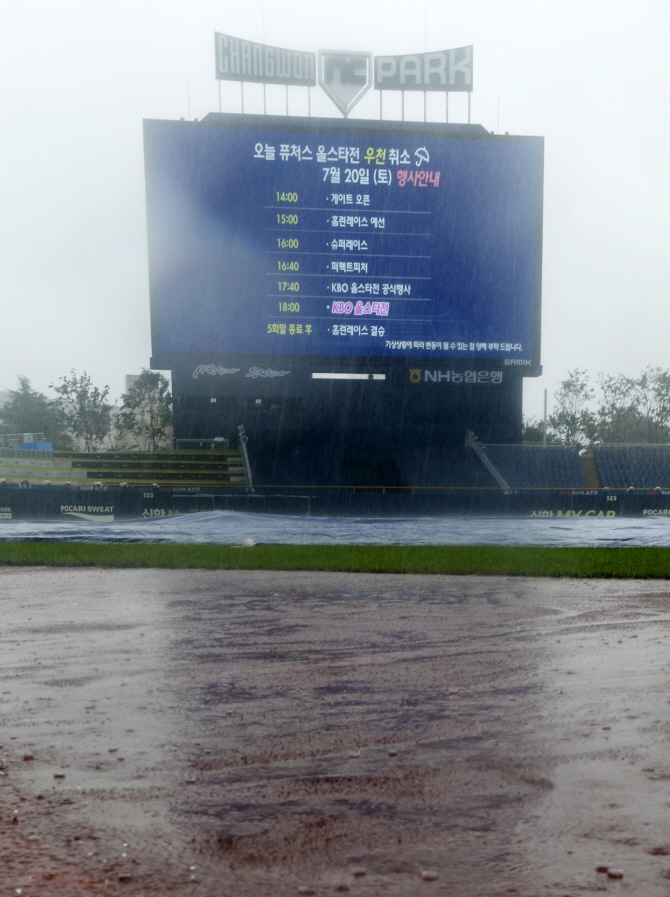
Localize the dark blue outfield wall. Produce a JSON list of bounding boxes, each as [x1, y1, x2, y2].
[[166, 359, 526, 487], [3, 483, 670, 520]]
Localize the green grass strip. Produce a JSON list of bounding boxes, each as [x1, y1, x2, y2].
[[1, 542, 670, 577]]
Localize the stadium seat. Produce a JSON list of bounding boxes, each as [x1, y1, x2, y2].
[[480, 445, 585, 488], [593, 446, 670, 488]]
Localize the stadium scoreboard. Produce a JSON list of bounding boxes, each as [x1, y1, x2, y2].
[[144, 114, 543, 369]]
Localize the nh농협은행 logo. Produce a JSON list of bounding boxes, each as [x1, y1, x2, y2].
[[410, 369, 504, 384]]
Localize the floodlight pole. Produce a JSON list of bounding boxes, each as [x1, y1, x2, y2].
[[543, 388, 548, 448]]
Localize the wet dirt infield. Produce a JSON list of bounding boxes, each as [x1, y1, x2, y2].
[[1, 569, 670, 896]]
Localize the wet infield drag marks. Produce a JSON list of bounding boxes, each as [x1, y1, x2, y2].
[[0, 568, 669, 895]]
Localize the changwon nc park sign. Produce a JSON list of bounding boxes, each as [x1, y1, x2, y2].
[[374, 47, 472, 91], [214, 33, 472, 116], [214, 33, 316, 87]]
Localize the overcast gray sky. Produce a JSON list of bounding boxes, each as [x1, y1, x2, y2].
[[2, 0, 669, 416]]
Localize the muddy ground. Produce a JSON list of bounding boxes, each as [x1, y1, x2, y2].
[[1, 568, 670, 896]]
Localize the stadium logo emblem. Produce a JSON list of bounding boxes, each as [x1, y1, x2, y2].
[[409, 369, 422, 384], [192, 365, 240, 379], [318, 50, 373, 117], [245, 367, 290, 379]]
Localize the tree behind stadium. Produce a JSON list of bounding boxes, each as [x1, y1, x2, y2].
[[51, 371, 113, 452], [116, 369, 172, 451], [0, 376, 71, 449], [597, 368, 670, 444], [546, 367, 670, 447], [548, 369, 597, 448]]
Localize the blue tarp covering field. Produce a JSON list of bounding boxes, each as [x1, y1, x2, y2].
[[2, 512, 670, 547]]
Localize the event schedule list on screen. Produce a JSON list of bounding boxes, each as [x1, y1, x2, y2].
[[145, 117, 542, 361]]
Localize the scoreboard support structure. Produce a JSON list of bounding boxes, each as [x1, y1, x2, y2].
[[162, 357, 524, 488]]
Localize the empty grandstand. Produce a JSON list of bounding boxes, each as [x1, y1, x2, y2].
[[5, 439, 670, 520], [593, 446, 670, 489], [0, 448, 247, 487], [468, 440, 670, 491], [468, 435, 586, 488]]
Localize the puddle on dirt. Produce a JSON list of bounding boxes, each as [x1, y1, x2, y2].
[[1, 569, 670, 895], [513, 607, 670, 894]]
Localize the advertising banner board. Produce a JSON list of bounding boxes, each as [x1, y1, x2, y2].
[[374, 46, 473, 91], [144, 114, 543, 369], [214, 32, 316, 86]]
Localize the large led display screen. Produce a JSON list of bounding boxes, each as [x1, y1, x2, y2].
[[144, 114, 543, 363]]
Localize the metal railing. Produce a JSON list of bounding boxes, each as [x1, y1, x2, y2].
[[0, 447, 55, 459], [0, 433, 45, 447], [237, 425, 253, 491], [174, 438, 230, 450], [465, 430, 510, 491]]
